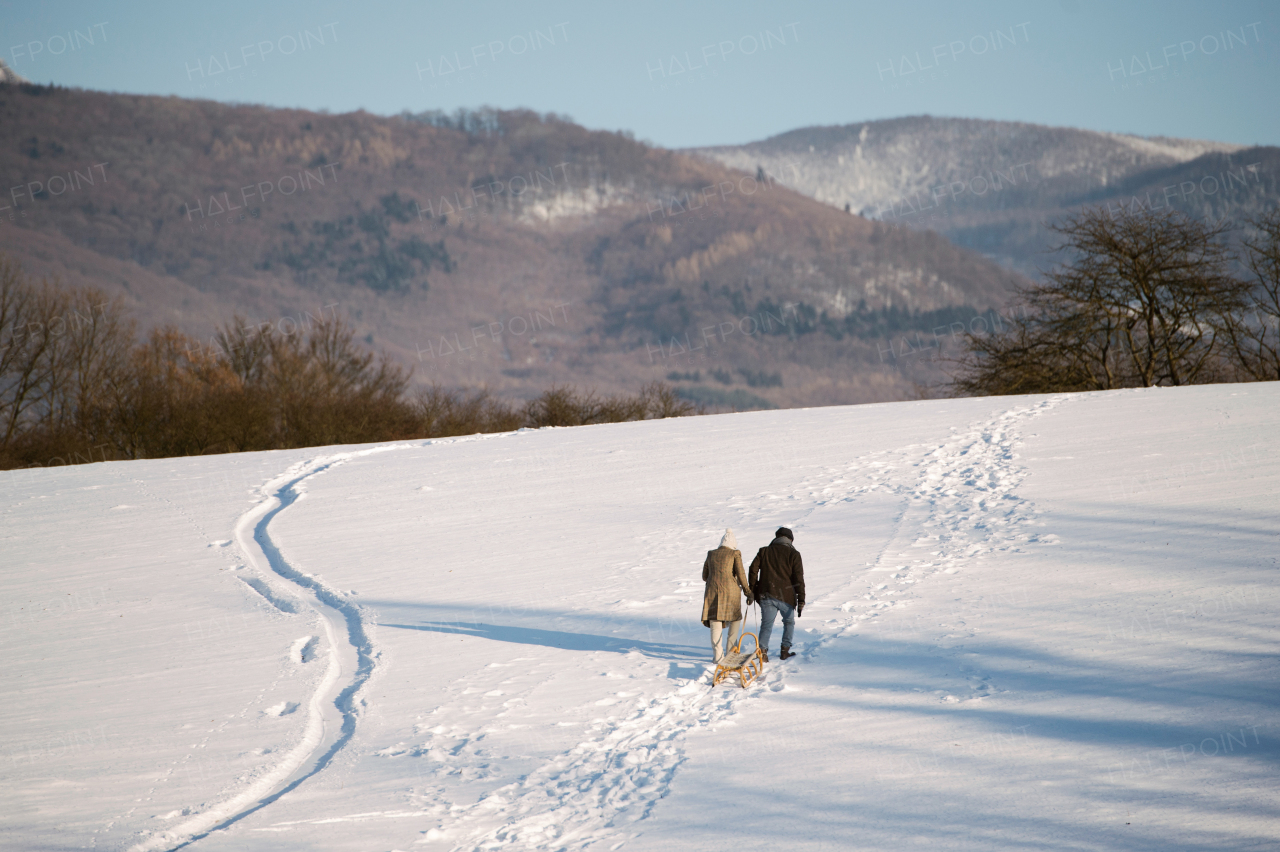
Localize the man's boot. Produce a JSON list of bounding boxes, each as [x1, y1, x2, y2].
[[780, 646, 794, 660], [760, 650, 769, 663]]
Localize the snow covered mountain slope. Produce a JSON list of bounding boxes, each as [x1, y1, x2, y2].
[[689, 116, 1275, 277], [0, 58, 29, 84], [2, 384, 1278, 851], [692, 116, 1244, 218]]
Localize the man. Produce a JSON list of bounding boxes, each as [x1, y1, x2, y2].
[[749, 526, 805, 662]]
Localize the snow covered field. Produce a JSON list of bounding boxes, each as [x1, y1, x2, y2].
[[3, 384, 1278, 851]]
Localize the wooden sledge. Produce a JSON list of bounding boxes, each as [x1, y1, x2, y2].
[[712, 631, 764, 688]]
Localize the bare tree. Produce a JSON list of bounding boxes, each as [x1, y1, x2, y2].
[[0, 259, 132, 459], [639, 381, 699, 418], [49, 288, 133, 440], [412, 385, 522, 437], [1221, 209, 1280, 381], [266, 315, 413, 446], [214, 316, 273, 385], [1, 259, 67, 450], [951, 314, 1099, 396], [953, 207, 1252, 395]]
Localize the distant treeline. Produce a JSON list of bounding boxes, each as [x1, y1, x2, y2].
[[401, 107, 580, 138], [260, 193, 454, 293], [713, 287, 984, 342], [0, 255, 697, 471]]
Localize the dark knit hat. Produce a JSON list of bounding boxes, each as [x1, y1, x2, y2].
[[775, 527, 794, 540]]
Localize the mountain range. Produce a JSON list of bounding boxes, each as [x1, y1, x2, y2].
[[5, 84, 1273, 409], [0, 85, 1028, 409], [693, 116, 1279, 276]]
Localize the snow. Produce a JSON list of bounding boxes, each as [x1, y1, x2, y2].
[[2, 385, 1277, 851]]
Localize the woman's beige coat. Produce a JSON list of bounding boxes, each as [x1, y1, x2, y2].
[[701, 546, 751, 627]]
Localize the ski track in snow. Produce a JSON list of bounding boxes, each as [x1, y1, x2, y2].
[[120, 432, 529, 851], [124, 444, 414, 852], [257, 396, 1071, 850], [93, 464, 317, 849]]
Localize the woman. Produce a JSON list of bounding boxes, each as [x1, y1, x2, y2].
[[701, 529, 753, 662]]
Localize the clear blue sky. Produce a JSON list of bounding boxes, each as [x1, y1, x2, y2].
[[3, 0, 1277, 148]]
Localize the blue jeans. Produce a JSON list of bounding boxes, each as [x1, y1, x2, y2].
[[758, 596, 795, 653]]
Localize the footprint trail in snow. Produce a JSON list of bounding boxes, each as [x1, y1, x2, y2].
[[375, 397, 1071, 850]]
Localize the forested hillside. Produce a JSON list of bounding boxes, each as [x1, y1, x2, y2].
[[0, 85, 1026, 408]]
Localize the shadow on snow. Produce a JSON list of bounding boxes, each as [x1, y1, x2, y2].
[[382, 620, 705, 662]]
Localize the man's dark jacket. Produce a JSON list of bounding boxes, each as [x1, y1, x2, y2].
[[749, 538, 805, 611]]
